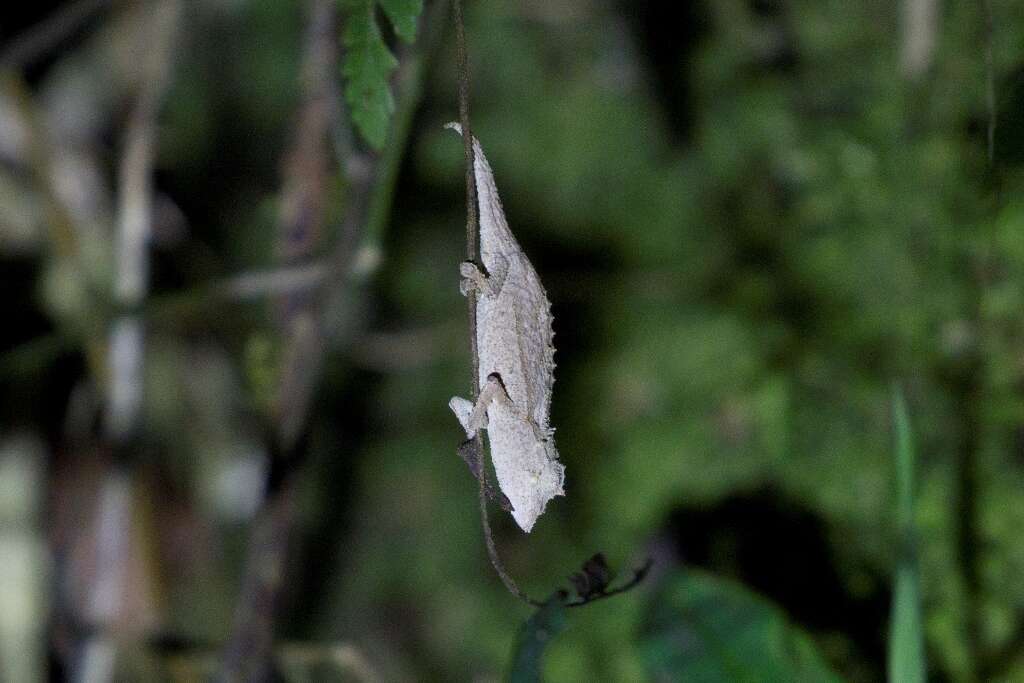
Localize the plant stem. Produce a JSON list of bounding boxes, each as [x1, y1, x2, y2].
[[220, 1, 338, 678], [452, 0, 541, 607], [221, 1, 450, 677]]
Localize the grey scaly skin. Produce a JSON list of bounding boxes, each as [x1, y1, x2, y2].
[[447, 123, 565, 533]]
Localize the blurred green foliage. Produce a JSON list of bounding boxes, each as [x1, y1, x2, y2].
[[641, 569, 840, 682], [509, 597, 568, 683], [341, 0, 423, 148]]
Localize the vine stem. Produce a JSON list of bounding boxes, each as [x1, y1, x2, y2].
[[984, 0, 996, 167], [452, 0, 540, 607]]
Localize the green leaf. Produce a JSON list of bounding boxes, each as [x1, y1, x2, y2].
[[379, 0, 422, 43], [639, 570, 843, 683], [341, 4, 396, 150], [340, 0, 422, 149], [509, 596, 568, 683], [888, 385, 926, 683]]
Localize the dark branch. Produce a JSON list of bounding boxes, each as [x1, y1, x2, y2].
[[0, 0, 111, 70], [564, 558, 654, 608], [219, 1, 338, 678]]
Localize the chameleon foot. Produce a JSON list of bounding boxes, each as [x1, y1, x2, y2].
[[459, 261, 488, 297]]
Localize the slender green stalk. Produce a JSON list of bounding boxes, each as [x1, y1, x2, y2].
[[888, 385, 926, 683]]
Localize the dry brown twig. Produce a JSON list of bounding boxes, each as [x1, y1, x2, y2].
[[0, 0, 113, 70], [219, 1, 338, 680], [220, 0, 450, 678]]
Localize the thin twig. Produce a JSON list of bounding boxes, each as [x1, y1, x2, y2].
[[479, 483, 542, 606], [453, 0, 479, 271], [106, 0, 181, 440], [219, 477, 298, 683], [72, 2, 181, 680], [971, 2, 1001, 674], [0, 0, 449, 396], [219, 2, 338, 679], [221, 1, 449, 678], [0, 74, 79, 259], [0, 72, 109, 382], [218, 261, 331, 300], [899, 0, 937, 79], [452, 0, 541, 607], [984, 0, 996, 167], [953, 4, 1001, 674], [0, 0, 112, 70], [564, 559, 654, 608], [270, 0, 340, 453]]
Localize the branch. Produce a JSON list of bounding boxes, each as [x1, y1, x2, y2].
[[219, 472, 298, 683], [984, 0, 996, 167], [564, 558, 654, 608], [71, 2, 181, 680], [219, 1, 338, 679], [220, 1, 447, 678], [0, 0, 449, 414], [0, 0, 113, 70], [899, 0, 936, 79], [106, 0, 182, 441], [217, 261, 331, 300]]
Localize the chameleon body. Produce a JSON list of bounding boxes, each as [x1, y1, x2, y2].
[[448, 124, 565, 533]]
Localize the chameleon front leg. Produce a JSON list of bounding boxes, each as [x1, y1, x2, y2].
[[458, 254, 509, 299]]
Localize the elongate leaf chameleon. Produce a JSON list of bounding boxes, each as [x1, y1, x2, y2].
[[447, 124, 565, 533]]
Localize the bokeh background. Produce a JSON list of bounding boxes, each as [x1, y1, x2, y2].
[[2, 0, 1024, 680]]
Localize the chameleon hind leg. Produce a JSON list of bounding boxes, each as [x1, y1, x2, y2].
[[448, 374, 511, 438], [449, 375, 515, 512]]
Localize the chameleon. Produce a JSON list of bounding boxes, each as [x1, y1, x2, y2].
[[447, 123, 565, 533]]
